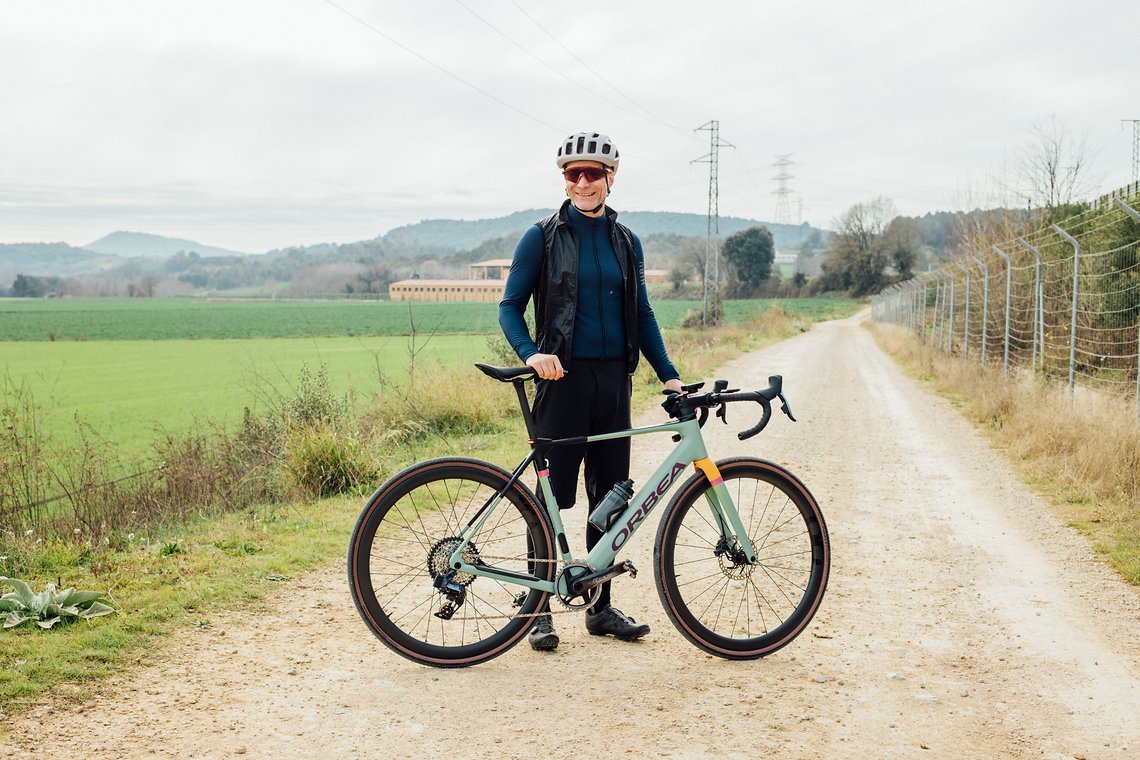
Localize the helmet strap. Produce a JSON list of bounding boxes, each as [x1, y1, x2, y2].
[[587, 177, 612, 213]]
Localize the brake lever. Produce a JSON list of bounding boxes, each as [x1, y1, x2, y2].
[[778, 393, 797, 422], [716, 403, 728, 425]]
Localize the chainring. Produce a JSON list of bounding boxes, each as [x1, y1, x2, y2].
[[554, 561, 599, 609]]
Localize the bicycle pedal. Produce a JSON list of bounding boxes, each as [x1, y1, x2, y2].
[[576, 560, 637, 591]]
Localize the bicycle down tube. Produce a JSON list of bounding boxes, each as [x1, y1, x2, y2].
[[446, 415, 757, 592]]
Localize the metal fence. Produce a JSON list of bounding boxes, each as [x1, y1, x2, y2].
[[871, 186, 1140, 415]]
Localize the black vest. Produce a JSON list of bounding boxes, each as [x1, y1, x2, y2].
[[534, 199, 641, 374]]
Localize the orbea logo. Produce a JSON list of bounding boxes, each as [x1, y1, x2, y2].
[[611, 461, 688, 551]]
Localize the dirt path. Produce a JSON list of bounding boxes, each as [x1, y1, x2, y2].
[[4, 312, 1138, 759]]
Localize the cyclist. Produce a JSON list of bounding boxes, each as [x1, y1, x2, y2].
[[499, 131, 684, 651]]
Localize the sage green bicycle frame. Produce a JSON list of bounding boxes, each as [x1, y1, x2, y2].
[[446, 415, 759, 594]]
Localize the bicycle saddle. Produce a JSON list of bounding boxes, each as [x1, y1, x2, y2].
[[474, 363, 538, 382]]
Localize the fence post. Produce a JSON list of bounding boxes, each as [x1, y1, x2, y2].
[[1114, 197, 1140, 223], [946, 270, 955, 352], [933, 273, 946, 349], [1051, 224, 1081, 396], [1017, 237, 1045, 373], [954, 260, 971, 360], [970, 254, 989, 365], [992, 245, 1013, 376], [920, 277, 928, 342], [1112, 198, 1140, 416]]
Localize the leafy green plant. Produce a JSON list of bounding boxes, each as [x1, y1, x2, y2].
[[0, 576, 115, 630]]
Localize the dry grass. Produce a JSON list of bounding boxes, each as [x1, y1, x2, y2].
[[633, 306, 813, 402], [870, 322, 1140, 584]]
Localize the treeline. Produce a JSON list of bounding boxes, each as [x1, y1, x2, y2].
[[2, 205, 1041, 301], [1, 230, 756, 299]]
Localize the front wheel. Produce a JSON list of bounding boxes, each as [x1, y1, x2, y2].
[[348, 457, 555, 667], [654, 457, 829, 659]]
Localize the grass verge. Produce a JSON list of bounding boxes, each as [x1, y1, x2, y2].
[[0, 302, 857, 717], [869, 322, 1139, 585]]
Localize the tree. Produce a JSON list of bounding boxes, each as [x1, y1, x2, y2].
[[882, 217, 921, 280], [817, 197, 897, 296], [722, 225, 775, 295], [1018, 116, 1096, 212], [11, 273, 60, 298]]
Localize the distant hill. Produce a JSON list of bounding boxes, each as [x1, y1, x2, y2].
[[0, 242, 119, 280], [382, 209, 827, 252], [86, 231, 250, 259]]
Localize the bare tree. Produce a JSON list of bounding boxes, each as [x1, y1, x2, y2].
[[1018, 116, 1097, 210], [817, 197, 898, 296]]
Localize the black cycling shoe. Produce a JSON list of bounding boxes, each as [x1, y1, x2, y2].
[[528, 615, 559, 651], [584, 606, 650, 641]]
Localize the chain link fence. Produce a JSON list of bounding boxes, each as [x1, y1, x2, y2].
[[871, 184, 1140, 415]]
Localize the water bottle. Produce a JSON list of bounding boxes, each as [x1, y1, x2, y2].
[[588, 479, 635, 530]]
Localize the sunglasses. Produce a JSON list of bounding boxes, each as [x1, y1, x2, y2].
[[562, 166, 610, 183]]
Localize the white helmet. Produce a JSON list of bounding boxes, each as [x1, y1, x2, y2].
[[556, 132, 619, 169]]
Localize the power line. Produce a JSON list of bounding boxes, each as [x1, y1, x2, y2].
[[772, 154, 795, 225], [504, 0, 691, 138], [1125, 119, 1140, 184], [693, 120, 733, 325], [319, 0, 564, 132], [449, 0, 665, 128]]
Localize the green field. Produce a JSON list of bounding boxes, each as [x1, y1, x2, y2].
[[0, 297, 858, 457], [0, 334, 491, 456], [0, 297, 850, 341]]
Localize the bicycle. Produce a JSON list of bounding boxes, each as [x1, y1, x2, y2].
[[347, 363, 830, 667]]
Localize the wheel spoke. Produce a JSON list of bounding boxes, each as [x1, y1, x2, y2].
[[655, 461, 828, 658], [348, 461, 554, 666]]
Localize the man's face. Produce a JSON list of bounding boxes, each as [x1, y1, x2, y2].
[[563, 160, 614, 216]]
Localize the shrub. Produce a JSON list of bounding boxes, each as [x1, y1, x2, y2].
[[363, 362, 515, 442], [282, 423, 379, 499]]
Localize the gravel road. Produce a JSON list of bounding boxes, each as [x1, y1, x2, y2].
[[4, 311, 1138, 759]]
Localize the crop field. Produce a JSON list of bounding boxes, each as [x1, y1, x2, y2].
[[0, 298, 502, 341], [0, 334, 490, 456], [0, 297, 857, 456], [0, 296, 854, 341]]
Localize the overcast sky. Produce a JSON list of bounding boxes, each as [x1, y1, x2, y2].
[[2, 0, 1137, 252]]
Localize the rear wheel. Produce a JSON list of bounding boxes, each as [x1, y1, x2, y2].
[[348, 457, 554, 667], [654, 457, 829, 659]]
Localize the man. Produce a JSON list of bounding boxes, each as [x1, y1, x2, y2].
[[498, 131, 684, 651]]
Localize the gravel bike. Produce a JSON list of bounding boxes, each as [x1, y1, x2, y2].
[[347, 363, 830, 667]]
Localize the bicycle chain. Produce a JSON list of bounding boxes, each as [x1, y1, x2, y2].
[[451, 554, 596, 619]]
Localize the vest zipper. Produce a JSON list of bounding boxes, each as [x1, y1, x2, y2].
[[592, 226, 608, 358]]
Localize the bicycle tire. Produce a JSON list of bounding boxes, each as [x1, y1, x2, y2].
[[654, 457, 829, 659], [348, 457, 555, 667]]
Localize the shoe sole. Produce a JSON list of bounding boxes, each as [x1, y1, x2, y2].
[[586, 629, 650, 641], [529, 636, 559, 651]]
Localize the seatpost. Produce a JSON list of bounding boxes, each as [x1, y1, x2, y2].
[[513, 379, 539, 439]]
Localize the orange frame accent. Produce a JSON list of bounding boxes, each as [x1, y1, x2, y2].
[[692, 457, 724, 486]]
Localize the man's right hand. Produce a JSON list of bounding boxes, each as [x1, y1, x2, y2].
[[525, 353, 565, 380]]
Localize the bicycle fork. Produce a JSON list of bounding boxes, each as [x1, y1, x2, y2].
[[693, 457, 760, 564]]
